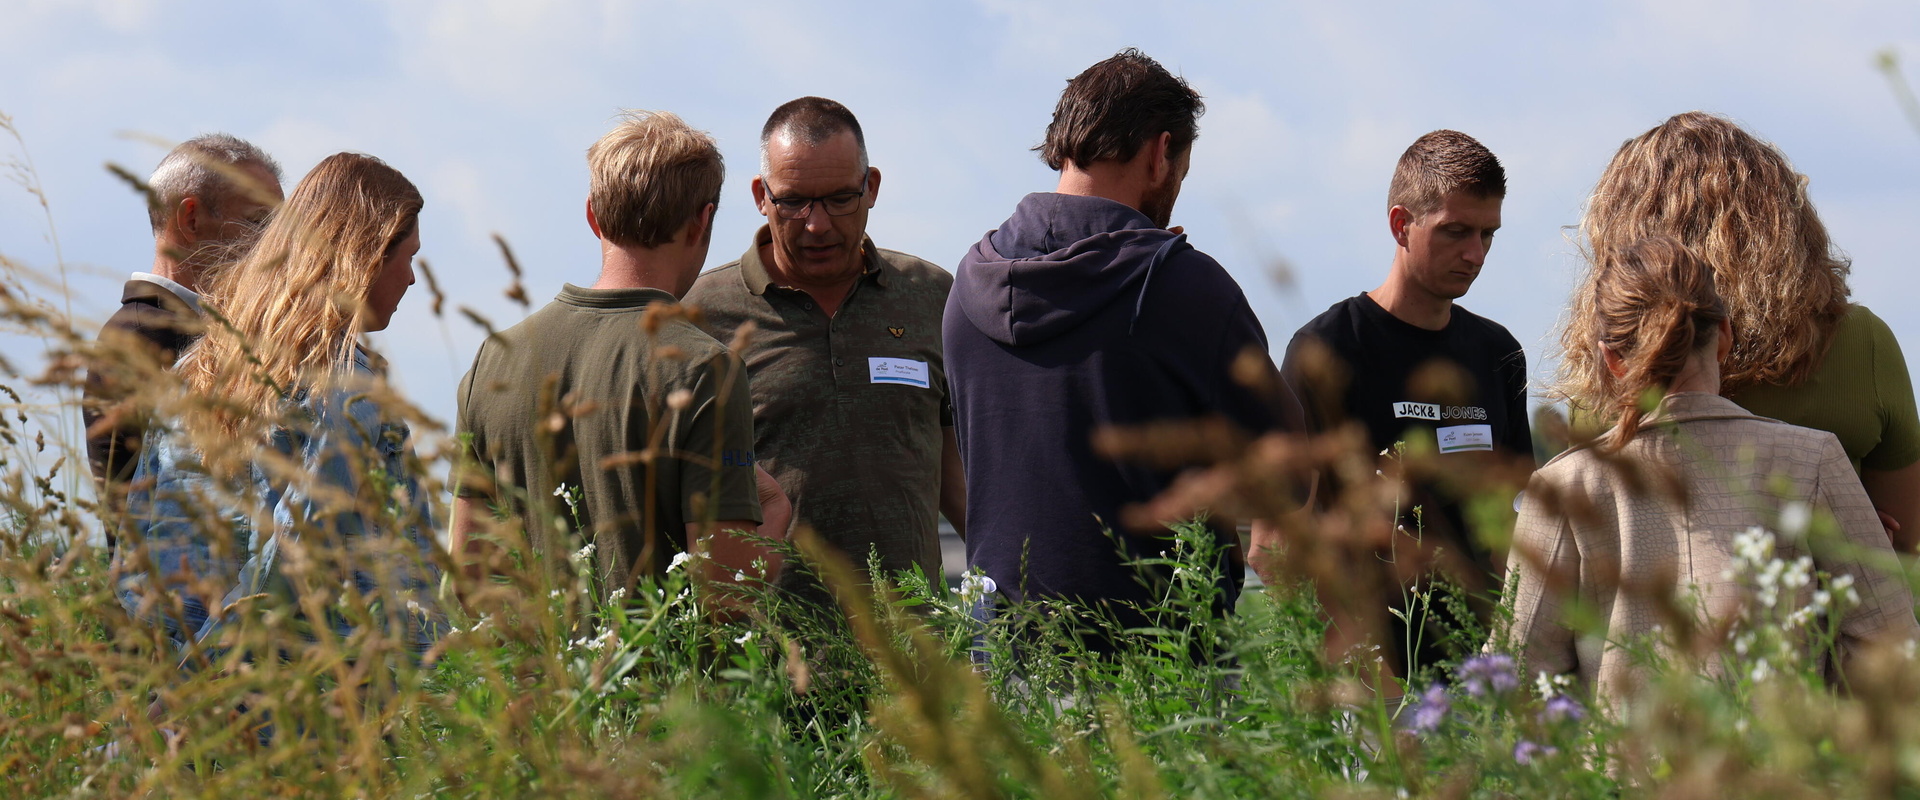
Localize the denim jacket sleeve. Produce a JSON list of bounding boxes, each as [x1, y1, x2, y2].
[[214, 355, 448, 655]]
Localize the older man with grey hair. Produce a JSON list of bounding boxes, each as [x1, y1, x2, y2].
[[685, 97, 965, 606], [84, 133, 283, 505]]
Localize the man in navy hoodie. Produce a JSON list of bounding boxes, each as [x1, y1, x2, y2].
[[944, 49, 1303, 654]]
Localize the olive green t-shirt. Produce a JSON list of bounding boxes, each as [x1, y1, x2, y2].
[[683, 230, 952, 584], [1729, 304, 1920, 474], [456, 284, 763, 592]]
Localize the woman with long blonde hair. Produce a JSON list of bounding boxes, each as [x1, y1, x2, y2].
[[116, 152, 443, 658], [1568, 111, 1920, 549], [1506, 237, 1915, 708]]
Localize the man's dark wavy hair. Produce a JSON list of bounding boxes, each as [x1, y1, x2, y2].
[[1037, 48, 1204, 171]]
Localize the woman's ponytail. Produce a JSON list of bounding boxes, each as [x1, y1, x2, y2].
[[1591, 237, 1729, 449]]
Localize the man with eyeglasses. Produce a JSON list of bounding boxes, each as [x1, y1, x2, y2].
[[686, 96, 965, 603]]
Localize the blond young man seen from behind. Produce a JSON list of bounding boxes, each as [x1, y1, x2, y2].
[[454, 112, 791, 614]]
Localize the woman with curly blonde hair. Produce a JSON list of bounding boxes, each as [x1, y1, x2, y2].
[[117, 152, 444, 659], [1567, 112, 1920, 548]]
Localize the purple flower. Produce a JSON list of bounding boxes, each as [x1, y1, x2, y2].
[[1540, 694, 1585, 725], [1457, 654, 1519, 698], [1407, 684, 1449, 733], [1513, 739, 1558, 765]]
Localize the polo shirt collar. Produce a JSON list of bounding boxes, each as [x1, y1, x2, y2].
[[557, 283, 677, 309], [738, 225, 888, 296]]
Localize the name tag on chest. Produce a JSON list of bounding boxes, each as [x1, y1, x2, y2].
[[869, 357, 930, 388], [1436, 424, 1494, 454]]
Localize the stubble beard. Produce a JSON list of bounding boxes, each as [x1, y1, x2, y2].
[[1139, 177, 1180, 230]]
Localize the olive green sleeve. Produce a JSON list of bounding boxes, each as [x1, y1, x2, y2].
[[453, 351, 488, 499], [1865, 310, 1920, 471], [675, 352, 764, 525]]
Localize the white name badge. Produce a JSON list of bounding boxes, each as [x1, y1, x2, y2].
[[1436, 424, 1495, 454], [869, 357, 931, 388]]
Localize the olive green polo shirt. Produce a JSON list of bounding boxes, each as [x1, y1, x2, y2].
[[1729, 304, 1920, 474], [684, 228, 952, 584], [456, 284, 763, 594]]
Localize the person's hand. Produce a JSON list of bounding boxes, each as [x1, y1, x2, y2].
[[755, 467, 793, 544], [1880, 509, 1902, 538], [1168, 225, 1184, 235]]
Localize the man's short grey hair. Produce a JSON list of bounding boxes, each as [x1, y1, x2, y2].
[[758, 96, 868, 177], [147, 133, 282, 232]]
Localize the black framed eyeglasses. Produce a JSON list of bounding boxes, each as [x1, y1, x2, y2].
[[765, 173, 869, 220]]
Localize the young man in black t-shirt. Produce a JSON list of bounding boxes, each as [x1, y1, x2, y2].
[[1281, 130, 1532, 679]]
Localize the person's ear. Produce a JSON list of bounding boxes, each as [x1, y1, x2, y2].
[[864, 166, 882, 208], [1600, 342, 1628, 380], [175, 196, 204, 244], [1715, 317, 1733, 363], [751, 176, 769, 214], [1389, 205, 1415, 249], [585, 198, 604, 239], [684, 202, 717, 247], [1145, 131, 1174, 184]]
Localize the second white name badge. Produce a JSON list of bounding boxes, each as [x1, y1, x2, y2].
[[869, 357, 931, 388], [1436, 424, 1495, 454]]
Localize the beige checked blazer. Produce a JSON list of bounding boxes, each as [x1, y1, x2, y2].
[[1501, 392, 1918, 703]]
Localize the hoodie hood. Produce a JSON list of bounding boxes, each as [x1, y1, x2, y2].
[[955, 192, 1186, 346]]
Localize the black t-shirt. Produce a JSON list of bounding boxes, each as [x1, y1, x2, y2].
[[1282, 293, 1531, 565]]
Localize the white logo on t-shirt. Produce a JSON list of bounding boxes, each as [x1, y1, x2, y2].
[[1394, 401, 1440, 421]]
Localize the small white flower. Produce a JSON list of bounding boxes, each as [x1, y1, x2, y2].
[[733, 570, 748, 582], [1812, 590, 1832, 610], [1832, 574, 1862, 607], [572, 542, 596, 563], [1734, 527, 1774, 566], [1534, 669, 1563, 699], [549, 589, 564, 599], [1782, 556, 1813, 590], [609, 587, 626, 600], [1750, 658, 1772, 683], [958, 572, 998, 608], [733, 630, 755, 645], [553, 483, 569, 498], [1778, 501, 1811, 538], [668, 552, 693, 572]]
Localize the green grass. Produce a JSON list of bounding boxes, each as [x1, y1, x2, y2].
[[3, 483, 1917, 798]]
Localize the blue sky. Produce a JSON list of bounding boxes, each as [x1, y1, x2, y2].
[[5, 0, 1920, 474]]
